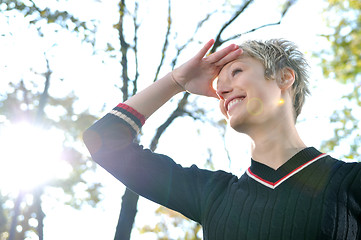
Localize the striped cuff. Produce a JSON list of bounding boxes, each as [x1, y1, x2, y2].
[[109, 103, 146, 133]]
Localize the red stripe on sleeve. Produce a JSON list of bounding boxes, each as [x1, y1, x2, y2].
[[116, 103, 146, 125]]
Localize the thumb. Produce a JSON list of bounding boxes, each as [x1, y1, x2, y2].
[[207, 87, 219, 99]]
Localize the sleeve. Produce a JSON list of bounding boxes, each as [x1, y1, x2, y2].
[[83, 103, 232, 223], [350, 163, 361, 214]]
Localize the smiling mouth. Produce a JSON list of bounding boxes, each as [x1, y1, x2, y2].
[[227, 97, 246, 112]]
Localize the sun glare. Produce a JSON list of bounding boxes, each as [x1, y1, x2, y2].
[[278, 98, 285, 105], [0, 122, 71, 193]]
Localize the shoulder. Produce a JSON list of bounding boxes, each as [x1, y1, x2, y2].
[[316, 154, 360, 173], [187, 165, 239, 198], [319, 155, 361, 198], [341, 160, 361, 198], [187, 165, 238, 190], [167, 162, 239, 199], [326, 155, 361, 174]]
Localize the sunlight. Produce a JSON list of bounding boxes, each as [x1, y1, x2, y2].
[[278, 98, 285, 105], [0, 122, 71, 193]]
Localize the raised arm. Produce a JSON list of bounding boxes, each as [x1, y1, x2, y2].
[[82, 39, 242, 222], [124, 39, 242, 119]]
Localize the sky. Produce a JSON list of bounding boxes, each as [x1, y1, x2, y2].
[[0, 0, 356, 239]]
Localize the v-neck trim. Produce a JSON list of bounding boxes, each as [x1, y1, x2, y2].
[[246, 147, 327, 189]]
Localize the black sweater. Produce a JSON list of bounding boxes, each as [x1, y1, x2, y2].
[[83, 103, 361, 240]]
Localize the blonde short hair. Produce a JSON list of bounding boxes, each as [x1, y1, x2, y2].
[[239, 39, 310, 120]]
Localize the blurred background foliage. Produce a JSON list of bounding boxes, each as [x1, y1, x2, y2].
[[318, 0, 361, 161]]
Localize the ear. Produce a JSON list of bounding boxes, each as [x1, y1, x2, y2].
[[278, 67, 295, 90]]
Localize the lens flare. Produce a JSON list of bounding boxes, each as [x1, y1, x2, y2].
[[0, 122, 69, 193], [246, 97, 263, 116]]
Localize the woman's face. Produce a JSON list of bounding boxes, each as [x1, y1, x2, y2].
[[216, 55, 284, 133]]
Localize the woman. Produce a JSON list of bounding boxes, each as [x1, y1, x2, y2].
[[83, 39, 361, 239]]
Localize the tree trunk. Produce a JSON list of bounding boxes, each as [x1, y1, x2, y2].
[[114, 189, 139, 240], [8, 191, 24, 240], [33, 187, 45, 240]]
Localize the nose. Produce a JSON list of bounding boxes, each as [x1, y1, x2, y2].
[[216, 78, 233, 100]]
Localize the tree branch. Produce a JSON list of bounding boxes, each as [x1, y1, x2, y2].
[[132, 2, 140, 97], [36, 57, 51, 123], [118, 0, 131, 102], [223, 21, 282, 43], [150, 92, 190, 151], [153, 0, 172, 82], [171, 10, 216, 68], [211, 0, 254, 52], [223, 0, 298, 43], [150, 10, 220, 153]]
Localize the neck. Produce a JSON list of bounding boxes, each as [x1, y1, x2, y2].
[[249, 118, 306, 170]]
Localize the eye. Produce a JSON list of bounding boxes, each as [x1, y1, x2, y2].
[[231, 68, 242, 77]]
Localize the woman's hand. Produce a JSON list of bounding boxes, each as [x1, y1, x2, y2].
[[171, 39, 243, 98]]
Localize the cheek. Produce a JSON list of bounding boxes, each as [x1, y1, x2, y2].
[[258, 88, 282, 115], [255, 80, 280, 99], [246, 97, 264, 116], [247, 83, 280, 114], [219, 100, 228, 118]]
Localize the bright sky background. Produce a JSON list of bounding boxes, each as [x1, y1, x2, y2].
[[0, 0, 356, 239]]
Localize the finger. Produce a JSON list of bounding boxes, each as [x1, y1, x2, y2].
[[215, 48, 243, 67], [207, 79, 219, 98], [206, 44, 239, 63], [206, 87, 219, 99], [195, 39, 215, 59], [208, 88, 219, 99]]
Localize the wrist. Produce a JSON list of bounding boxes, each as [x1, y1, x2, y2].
[[168, 72, 185, 94]]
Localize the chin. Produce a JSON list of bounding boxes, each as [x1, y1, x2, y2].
[[231, 124, 247, 134], [228, 116, 247, 133], [228, 113, 263, 135]]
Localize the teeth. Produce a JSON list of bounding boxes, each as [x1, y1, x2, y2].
[[228, 98, 244, 111]]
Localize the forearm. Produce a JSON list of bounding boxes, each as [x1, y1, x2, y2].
[[124, 72, 183, 119]]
